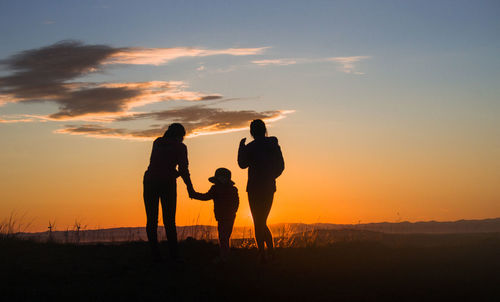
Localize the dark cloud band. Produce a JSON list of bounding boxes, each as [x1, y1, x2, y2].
[[0, 41, 224, 119]]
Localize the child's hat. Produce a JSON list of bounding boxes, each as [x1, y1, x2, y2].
[[209, 168, 234, 185]]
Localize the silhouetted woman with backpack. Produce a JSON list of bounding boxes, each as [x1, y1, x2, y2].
[[238, 119, 285, 263], [143, 123, 194, 261]]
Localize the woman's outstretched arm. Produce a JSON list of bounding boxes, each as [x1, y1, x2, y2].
[[177, 143, 194, 194]]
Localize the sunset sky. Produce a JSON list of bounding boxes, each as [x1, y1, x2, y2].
[[1, 0, 499, 231]]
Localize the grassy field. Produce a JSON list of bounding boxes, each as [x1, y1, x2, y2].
[[2, 232, 500, 301]]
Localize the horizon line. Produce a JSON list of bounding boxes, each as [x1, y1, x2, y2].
[[17, 217, 500, 234]]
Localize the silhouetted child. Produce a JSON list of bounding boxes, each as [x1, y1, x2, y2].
[[190, 168, 239, 262]]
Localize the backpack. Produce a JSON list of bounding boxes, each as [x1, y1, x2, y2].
[[266, 137, 285, 179]]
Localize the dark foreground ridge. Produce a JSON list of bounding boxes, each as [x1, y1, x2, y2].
[[2, 233, 500, 301]]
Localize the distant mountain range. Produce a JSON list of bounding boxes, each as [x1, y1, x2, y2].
[[17, 218, 500, 243]]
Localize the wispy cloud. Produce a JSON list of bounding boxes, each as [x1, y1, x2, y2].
[[252, 55, 371, 74], [326, 56, 371, 74], [0, 117, 37, 123], [106, 47, 268, 66], [0, 114, 52, 123], [252, 59, 298, 66], [55, 124, 143, 140]]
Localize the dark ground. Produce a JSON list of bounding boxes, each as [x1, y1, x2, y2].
[[2, 232, 500, 301]]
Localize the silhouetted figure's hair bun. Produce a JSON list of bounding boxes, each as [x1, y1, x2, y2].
[[163, 123, 186, 139], [250, 119, 267, 138]]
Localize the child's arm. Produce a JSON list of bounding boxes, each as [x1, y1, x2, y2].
[[190, 186, 215, 201]]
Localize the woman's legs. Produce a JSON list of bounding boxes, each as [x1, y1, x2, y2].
[[143, 181, 161, 258], [143, 179, 179, 260], [160, 180, 178, 259], [248, 190, 275, 259]]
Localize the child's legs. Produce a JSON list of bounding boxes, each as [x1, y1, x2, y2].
[[218, 217, 235, 258]]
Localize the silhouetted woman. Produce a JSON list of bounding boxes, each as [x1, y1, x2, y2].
[[238, 119, 284, 263], [143, 123, 194, 261]]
